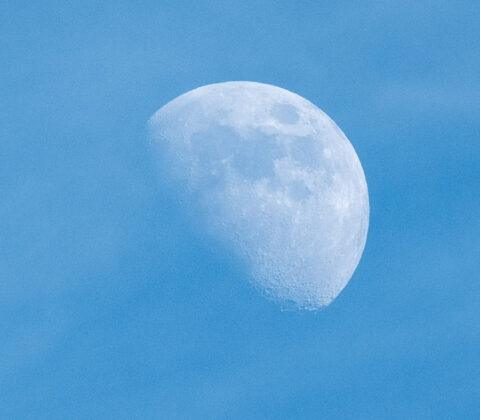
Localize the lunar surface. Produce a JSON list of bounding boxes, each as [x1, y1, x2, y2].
[[149, 81, 369, 310]]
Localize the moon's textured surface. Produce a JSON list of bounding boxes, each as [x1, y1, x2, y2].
[[149, 82, 369, 310]]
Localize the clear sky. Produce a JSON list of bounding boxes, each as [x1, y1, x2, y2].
[[1, 1, 479, 418]]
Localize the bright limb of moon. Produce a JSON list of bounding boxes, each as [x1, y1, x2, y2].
[[149, 81, 369, 310]]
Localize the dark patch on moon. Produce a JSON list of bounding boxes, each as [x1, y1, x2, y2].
[[232, 134, 283, 181], [271, 103, 300, 124], [289, 136, 320, 169]]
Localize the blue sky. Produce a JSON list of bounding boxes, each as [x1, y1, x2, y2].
[[1, 1, 479, 418]]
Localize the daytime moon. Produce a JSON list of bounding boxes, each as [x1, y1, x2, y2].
[[149, 81, 369, 310]]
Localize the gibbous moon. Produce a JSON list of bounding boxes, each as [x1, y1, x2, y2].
[[149, 81, 369, 310]]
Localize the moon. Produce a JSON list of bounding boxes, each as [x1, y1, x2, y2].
[[149, 81, 369, 310]]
